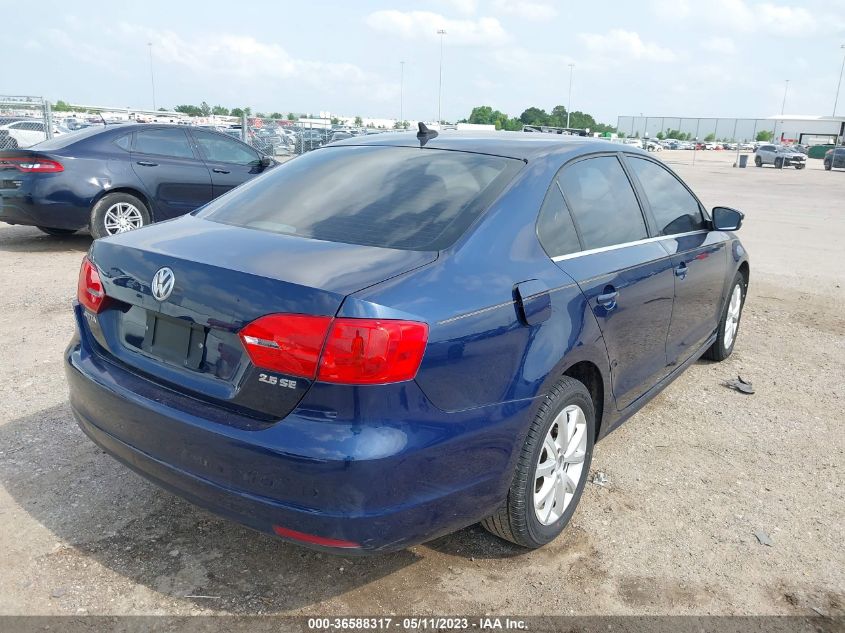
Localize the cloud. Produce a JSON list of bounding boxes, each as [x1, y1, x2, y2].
[[436, 0, 478, 15], [651, 0, 825, 36], [577, 29, 678, 63], [364, 10, 509, 45], [701, 36, 737, 55], [143, 29, 369, 84], [491, 0, 559, 20]]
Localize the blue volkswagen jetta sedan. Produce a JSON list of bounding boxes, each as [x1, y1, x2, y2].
[[66, 129, 749, 552]]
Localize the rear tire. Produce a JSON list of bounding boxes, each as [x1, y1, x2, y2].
[[36, 226, 77, 236], [703, 272, 746, 361], [824, 161, 832, 171], [90, 192, 151, 239], [482, 376, 595, 548]]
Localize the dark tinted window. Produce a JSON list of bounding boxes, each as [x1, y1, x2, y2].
[[559, 156, 647, 250], [628, 157, 705, 235], [134, 128, 193, 158], [536, 184, 580, 258], [193, 130, 258, 165], [200, 146, 522, 251]]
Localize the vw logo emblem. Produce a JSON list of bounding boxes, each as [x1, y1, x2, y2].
[[151, 267, 175, 302]]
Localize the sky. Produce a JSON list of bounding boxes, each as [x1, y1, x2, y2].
[[4, 0, 845, 126]]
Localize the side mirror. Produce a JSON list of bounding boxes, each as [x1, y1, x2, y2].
[[712, 206, 744, 232], [259, 155, 273, 168]]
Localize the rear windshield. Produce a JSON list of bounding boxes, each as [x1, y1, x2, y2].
[[199, 145, 522, 251], [30, 125, 111, 150]]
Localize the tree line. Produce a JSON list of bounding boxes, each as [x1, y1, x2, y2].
[[461, 105, 617, 134]]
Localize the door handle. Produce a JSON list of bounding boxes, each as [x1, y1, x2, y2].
[[212, 168, 230, 174], [674, 262, 688, 279], [136, 161, 158, 167], [596, 287, 619, 310]]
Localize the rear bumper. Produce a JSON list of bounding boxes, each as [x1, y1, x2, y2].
[[65, 308, 535, 553], [0, 177, 92, 230]]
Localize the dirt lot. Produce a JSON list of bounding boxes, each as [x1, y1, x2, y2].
[[0, 149, 842, 617]]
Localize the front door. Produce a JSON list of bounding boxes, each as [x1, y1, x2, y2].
[[624, 155, 729, 366], [190, 129, 268, 198]]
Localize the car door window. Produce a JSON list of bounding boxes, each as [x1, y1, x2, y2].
[[558, 155, 648, 250], [627, 157, 706, 235], [193, 130, 259, 165], [134, 128, 194, 159], [536, 183, 581, 258]]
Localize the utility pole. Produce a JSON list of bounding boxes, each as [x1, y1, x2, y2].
[[437, 29, 447, 125], [834, 44, 845, 117], [400, 61, 405, 127], [566, 63, 574, 128], [148, 42, 156, 111]]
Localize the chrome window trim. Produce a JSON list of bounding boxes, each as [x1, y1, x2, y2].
[[551, 230, 710, 262]]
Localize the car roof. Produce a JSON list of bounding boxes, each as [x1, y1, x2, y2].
[[329, 130, 633, 161]]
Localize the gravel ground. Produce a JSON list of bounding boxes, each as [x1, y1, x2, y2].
[[0, 150, 842, 616]]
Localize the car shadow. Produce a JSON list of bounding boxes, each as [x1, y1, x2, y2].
[[0, 402, 424, 612], [0, 224, 91, 253]]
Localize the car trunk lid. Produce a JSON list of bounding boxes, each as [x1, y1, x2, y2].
[[85, 215, 436, 422]]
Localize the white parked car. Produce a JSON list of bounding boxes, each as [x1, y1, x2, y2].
[[646, 140, 663, 152], [0, 119, 65, 148]]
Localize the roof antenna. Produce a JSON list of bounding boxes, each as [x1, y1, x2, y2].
[[417, 121, 438, 146]]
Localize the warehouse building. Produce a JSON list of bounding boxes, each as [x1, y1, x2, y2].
[[617, 114, 845, 145]]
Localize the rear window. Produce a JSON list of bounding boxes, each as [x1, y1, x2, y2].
[[199, 145, 522, 251]]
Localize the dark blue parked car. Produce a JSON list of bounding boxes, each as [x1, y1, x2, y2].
[[0, 124, 273, 239], [66, 130, 749, 552]]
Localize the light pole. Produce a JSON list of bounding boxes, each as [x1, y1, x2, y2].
[[774, 79, 789, 144], [437, 29, 446, 125], [834, 44, 845, 117], [147, 42, 156, 111], [400, 61, 405, 127], [566, 63, 574, 128]]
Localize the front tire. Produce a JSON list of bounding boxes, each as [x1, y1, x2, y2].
[[90, 192, 151, 239], [795, 164, 805, 170], [482, 376, 595, 548], [703, 272, 746, 361], [36, 226, 77, 236], [775, 157, 783, 169], [754, 156, 762, 167], [824, 161, 832, 171]]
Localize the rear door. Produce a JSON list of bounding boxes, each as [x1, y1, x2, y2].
[[625, 155, 728, 366], [190, 128, 268, 197], [130, 127, 213, 220], [552, 154, 675, 410]]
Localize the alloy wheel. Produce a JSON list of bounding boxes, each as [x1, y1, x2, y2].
[[534, 404, 588, 525], [724, 283, 742, 349], [103, 202, 144, 235]]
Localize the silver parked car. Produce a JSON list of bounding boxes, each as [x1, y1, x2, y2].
[[754, 144, 806, 169]]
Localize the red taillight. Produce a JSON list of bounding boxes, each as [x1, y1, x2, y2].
[[318, 319, 428, 384], [77, 256, 108, 313], [0, 156, 64, 173], [239, 314, 333, 379], [272, 524, 359, 549], [239, 314, 428, 385]]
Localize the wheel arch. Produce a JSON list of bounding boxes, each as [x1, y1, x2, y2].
[[561, 360, 606, 443], [91, 187, 156, 222]]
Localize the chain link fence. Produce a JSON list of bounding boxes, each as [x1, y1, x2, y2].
[[0, 96, 53, 150]]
